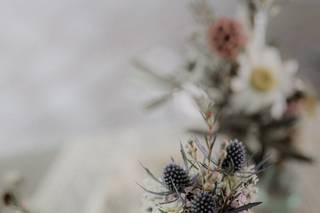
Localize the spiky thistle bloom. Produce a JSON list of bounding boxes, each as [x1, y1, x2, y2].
[[139, 137, 261, 213], [163, 164, 190, 192], [190, 192, 215, 213], [222, 140, 246, 172]]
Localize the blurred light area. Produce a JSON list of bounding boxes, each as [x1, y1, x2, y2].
[[0, 0, 192, 156], [0, 0, 318, 156], [269, 0, 320, 91]]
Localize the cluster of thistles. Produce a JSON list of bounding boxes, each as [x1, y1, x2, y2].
[[140, 136, 262, 213], [136, 0, 316, 211]]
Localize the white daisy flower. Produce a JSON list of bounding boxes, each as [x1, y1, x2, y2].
[[229, 6, 298, 118], [230, 42, 298, 118]]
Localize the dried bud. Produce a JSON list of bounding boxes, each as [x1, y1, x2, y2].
[[2, 192, 14, 206], [187, 140, 198, 160], [208, 18, 246, 59]]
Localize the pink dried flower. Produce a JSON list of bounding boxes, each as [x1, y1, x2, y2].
[[285, 99, 304, 116], [231, 193, 253, 213], [208, 18, 246, 59]]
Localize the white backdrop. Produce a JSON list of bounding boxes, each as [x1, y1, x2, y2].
[[0, 0, 196, 156], [0, 0, 318, 156], [0, 0, 318, 212]]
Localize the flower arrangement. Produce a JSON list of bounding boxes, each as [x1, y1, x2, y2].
[[134, 1, 317, 211], [135, 0, 316, 167], [139, 109, 264, 213], [186, 0, 317, 166]]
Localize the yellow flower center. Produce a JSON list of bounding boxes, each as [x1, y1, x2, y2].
[[250, 67, 277, 92]]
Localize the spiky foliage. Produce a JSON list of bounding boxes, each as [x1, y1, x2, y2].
[[139, 110, 262, 213]]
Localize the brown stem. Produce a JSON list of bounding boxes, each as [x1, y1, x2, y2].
[[247, 0, 257, 28]]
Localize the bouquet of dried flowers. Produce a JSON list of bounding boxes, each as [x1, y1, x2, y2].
[[134, 0, 317, 167], [139, 109, 264, 213], [134, 1, 318, 211]]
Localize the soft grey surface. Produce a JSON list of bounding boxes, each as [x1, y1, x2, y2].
[[0, 148, 58, 196], [269, 0, 320, 90], [0, 0, 318, 156], [0, 0, 193, 156]]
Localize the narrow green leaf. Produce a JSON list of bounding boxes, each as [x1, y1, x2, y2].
[[226, 202, 262, 213]]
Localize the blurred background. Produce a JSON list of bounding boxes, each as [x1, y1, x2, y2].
[[0, 0, 318, 212]]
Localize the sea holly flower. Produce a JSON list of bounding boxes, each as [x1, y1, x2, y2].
[[139, 112, 263, 213]]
